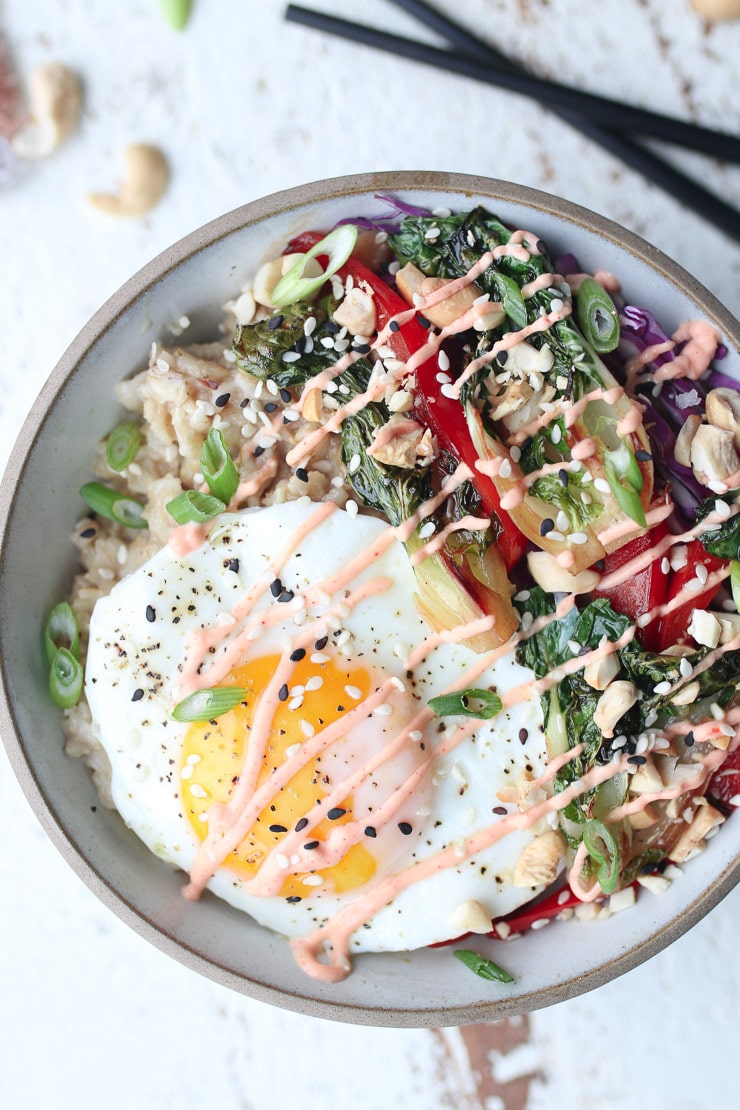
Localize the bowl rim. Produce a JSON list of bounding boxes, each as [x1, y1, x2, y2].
[[1, 169, 739, 1027]]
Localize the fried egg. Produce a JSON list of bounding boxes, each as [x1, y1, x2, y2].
[[85, 500, 547, 960]]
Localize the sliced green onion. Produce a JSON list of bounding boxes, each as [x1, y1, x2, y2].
[[166, 490, 226, 525], [44, 602, 80, 667], [428, 687, 502, 720], [106, 421, 142, 472], [576, 277, 620, 353], [730, 561, 740, 612], [49, 647, 84, 709], [80, 482, 148, 529], [604, 443, 646, 529], [270, 225, 358, 307], [172, 686, 249, 722], [454, 949, 514, 983], [583, 818, 620, 895], [160, 0, 191, 31], [201, 428, 239, 505]]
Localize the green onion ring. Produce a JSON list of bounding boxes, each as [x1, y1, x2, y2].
[[79, 482, 148, 529], [44, 602, 80, 666], [49, 647, 84, 710], [576, 277, 620, 353], [454, 949, 514, 983], [166, 490, 226, 525], [106, 421, 142, 472], [172, 686, 249, 722], [270, 225, 358, 307], [583, 818, 620, 895], [201, 428, 239, 505], [428, 688, 502, 720]]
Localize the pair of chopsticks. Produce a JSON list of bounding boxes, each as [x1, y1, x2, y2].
[[285, 0, 740, 244]]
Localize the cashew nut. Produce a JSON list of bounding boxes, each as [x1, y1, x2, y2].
[[690, 0, 740, 20], [593, 680, 639, 738], [513, 829, 566, 887], [583, 650, 621, 691], [687, 608, 722, 649], [447, 899, 493, 935], [674, 414, 702, 468], [527, 549, 601, 595], [12, 62, 82, 159], [705, 387, 740, 449], [395, 262, 493, 328], [690, 423, 740, 486], [88, 144, 169, 217], [669, 803, 725, 864]]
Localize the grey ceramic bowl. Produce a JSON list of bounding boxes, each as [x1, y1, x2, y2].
[[1, 171, 739, 1027]]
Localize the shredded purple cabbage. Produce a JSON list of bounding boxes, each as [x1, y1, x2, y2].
[[555, 252, 580, 275], [335, 192, 433, 235]]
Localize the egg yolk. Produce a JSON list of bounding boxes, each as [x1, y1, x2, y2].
[[181, 653, 377, 898]]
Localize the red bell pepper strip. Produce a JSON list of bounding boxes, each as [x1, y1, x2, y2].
[[430, 884, 604, 948], [591, 520, 670, 651], [706, 746, 740, 809], [285, 232, 528, 569], [657, 539, 726, 652]]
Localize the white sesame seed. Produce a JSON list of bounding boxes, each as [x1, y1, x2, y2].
[[345, 499, 358, 517], [283, 409, 300, 422], [714, 498, 732, 519], [311, 652, 331, 664], [285, 743, 301, 758], [409, 730, 423, 742], [190, 783, 208, 799], [436, 371, 452, 384], [424, 225, 441, 241], [510, 445, 521, 462], [440, 383, 457, 399], [300, 720, 315, 737], [514, 589, 530, 602], [696, 564, 709, 585], [551, 424, 562, 445], [275, 854, 290, 869], [499, 459, 513, 479], [282, 351, 301, 363], [289, 696, 304, 711], [547, 530, 565, 543], [302, 874, 324, 887], [258, 436, 276, 449], [349, 453, 361, 474], [344, 685, 362, 700], [418, 521, 436, 539], [98, 567, 115, 581], [304, 316, 317, 336], [661, 557, 671, 574], [570, 532, 589, 545], [305, 676, 324, 692], [530, 918, 551, 930], [594, 478, 611, 493], [374, 704, 393, 716], [679, 657, 694, 677], [654, 680, 672, 695], [438, 349, 450, 372], [556, 510, 570, 532], [156, 357, 170, 372], [181, 764, 193, 780]]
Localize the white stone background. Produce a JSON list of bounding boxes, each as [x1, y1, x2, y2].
[[1, 1, 739, 1107]]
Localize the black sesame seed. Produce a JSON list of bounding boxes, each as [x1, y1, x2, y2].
[[627, 755, 647, 765], [264, 402, 278, 413], [280, 388, 292, 403], [417, 315, 431, 329], [132, 688, 144, 702], [324, 320, 340, 334], [278, 684, 289, 702], [146, 605, 156, 623], [398, 821, 413, 835], [270, 579, 283, 597], [314, 636, 328, 650], [536, 239, 547, 254], [364, 825, 377, 838], [215, 393, 230, 408], [286, 895, 302, 903], [539, 518, 555, 537], [254, 445, 265, 458], [496, 350, 508, 366], [278, 589, 294, 603], [685, 730, 695, 747], [635, 449, 652, 462], [80, 526, 96, 539], [519, 728, 528, 744], [290, 648, 307, 662], [389, 320, 400, 332], [226, 558, 239, 573], [353, 342, 371, 353], [295, 467, 309, 483], [295, 817, 309, 832], [336, 705, 345, 713], [558, 468, 569, 487], [267, 314, 283, 331], [492, 806, 508, 815], [269, 824, 287, 834], [304, 840, 320, 850], [327, 807, 346, 820], [240, 398, 250, 408]]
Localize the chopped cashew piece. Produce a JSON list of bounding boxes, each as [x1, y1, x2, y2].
[[687, 608, 721, 649], [628, 760, 665, 795], [593, 680, 639, 738], [670, 679, 701, 707], [583, 650, 621, 691], [301, 388, 323, 424], [690, 0, 740, 20], [333, 287, 376, 337], [88, 144, 169, 217], [690, 423, 740, 486], [669, 803, 725, 864], [448, 899, 493, 935], [719, 613, 740, 644], [12, 62, 82, 158], [705, 387, 740, 448], [513, 829, 566, 887], [395, 262, 499, 328], [527, 550, 601, 595], [674, 414, 703, 468]]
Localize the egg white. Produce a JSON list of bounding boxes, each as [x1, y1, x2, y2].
[[85, 500, 548, 954]]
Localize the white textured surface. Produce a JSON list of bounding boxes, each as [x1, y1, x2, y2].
[[1, 2, 739, 1108]]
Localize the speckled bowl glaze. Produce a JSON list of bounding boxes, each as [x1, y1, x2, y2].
[[1, 172, 739, 1027]]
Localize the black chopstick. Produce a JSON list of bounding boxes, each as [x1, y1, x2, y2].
[[285, 5, 740, 166], [384, 0, 740, 244]]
